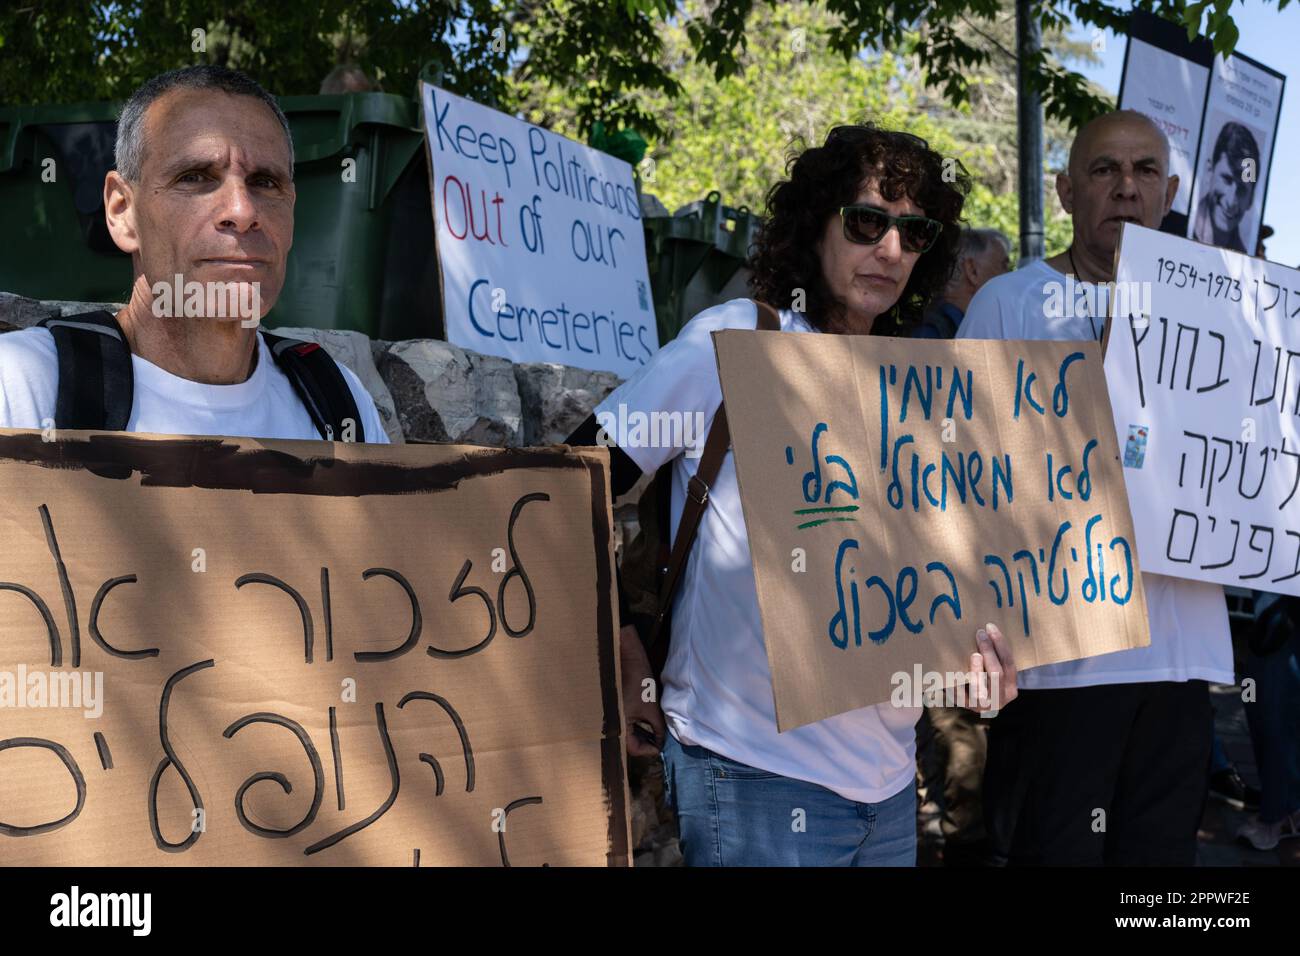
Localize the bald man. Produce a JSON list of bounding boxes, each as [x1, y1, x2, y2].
[[959, 110, 1232, 865]]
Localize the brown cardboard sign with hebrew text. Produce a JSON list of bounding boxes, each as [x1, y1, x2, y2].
[[715, 332, 1150, 731], [0, 430, 628, 866]]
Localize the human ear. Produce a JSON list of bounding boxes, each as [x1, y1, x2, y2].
[[104, 171, 141, 255], [1055, 172, 1073, 215]]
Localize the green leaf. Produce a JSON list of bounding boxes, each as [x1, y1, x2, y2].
[[1184, 0, 1210, 39], [1214, 17, 1240, 56]]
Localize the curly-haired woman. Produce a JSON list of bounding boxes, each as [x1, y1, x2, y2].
[[567, 123, 1018, 866]]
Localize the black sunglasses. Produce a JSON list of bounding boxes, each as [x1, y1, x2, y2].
[[839, 204, 943, 254]]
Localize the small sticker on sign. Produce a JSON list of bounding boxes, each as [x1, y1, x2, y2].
[[1123, 425, 1149, 469]]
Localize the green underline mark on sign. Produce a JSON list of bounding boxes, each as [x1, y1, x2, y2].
[[794, 505, 860, 530]]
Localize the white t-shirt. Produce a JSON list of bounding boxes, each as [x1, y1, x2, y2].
[[0, 326, 390, 444], [598, 298, 919, 803], [959, 260, 1233, 689]]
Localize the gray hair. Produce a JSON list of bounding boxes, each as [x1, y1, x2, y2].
[[115, 65, 294, 183], [956, 227, 1011, 263]]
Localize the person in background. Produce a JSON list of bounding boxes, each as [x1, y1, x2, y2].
[[959, 109, 1232, 866], [1255, 223, 1274, 259], [913, 227, 1011, 339]]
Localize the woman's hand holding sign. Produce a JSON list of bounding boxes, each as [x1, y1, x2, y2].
[[969, 622, 1017, 715]]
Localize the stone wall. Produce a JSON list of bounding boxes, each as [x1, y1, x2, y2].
[[0, 292, 622, 452], [0, 290, 676, 865]]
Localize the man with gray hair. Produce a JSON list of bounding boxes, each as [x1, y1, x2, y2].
[[959, 109, 1231, 866], [0, 65, 387, 444], [914, 227, 1011, 338]]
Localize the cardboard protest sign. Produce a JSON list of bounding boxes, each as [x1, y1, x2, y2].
[[420, 81, 658, 376], [715, 332, 1150, 732], [1105, 224, 1300, 596], [0, 430, 629, 866]]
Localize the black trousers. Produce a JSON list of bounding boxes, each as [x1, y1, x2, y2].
[[983, 680, 1213, 866]]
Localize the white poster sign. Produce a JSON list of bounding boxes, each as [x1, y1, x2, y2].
[[1118, 12, 1285, 253], [1187, 56, 1284, 255], [1105, 224, 1300, 595], [1118, 37, 1209, 217], [420, 82, 658, 376]]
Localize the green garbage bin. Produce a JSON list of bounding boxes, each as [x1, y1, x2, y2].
[[0, 100, 128, 304], [0, 93, 437, 340], [643, 190, 761, 343]]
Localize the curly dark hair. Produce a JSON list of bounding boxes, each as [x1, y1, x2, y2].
[[748, 123, 971, 335]]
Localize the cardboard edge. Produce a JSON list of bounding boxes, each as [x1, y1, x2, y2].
[[581, 452, 632, 867], [711, 329, 818, 732]]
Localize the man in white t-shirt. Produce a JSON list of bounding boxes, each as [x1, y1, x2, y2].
[[0, 65, 388, 444], [959, 110, 1231, 865]]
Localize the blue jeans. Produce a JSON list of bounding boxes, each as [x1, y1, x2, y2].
[[661, 733, 917, 866]]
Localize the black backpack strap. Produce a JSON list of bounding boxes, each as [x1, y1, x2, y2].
[[260, 331, 366, 443], [37, 311, 134, 430]]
